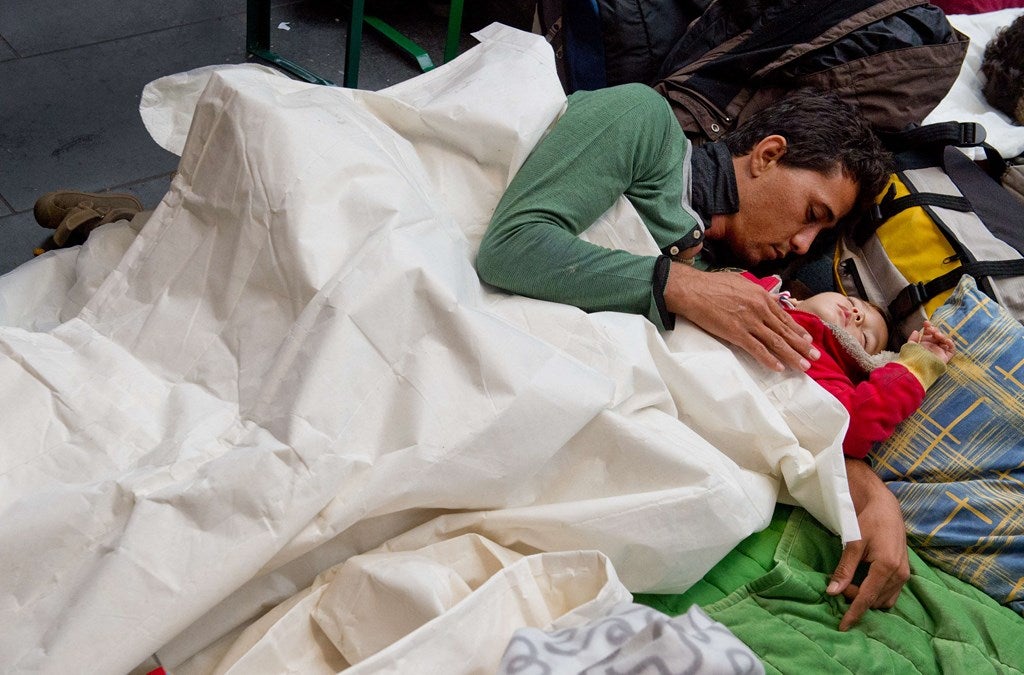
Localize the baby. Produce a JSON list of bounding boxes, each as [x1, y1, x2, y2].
[[746, 273, 956, 458]]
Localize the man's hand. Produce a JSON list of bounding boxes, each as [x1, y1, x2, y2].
[[663, 262, 819, 372], [829, 458, 910, 631]]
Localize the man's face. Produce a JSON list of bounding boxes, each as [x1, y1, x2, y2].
[[717, 139, 860, 266]]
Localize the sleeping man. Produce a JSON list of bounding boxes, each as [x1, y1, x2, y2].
[[476, 84, 907, 630]]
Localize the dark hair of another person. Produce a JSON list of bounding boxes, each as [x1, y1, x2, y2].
[[722, 89, 893, 210], [981, 13, 1024, 126]]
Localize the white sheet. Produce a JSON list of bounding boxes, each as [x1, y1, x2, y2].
[[0, 25, 857, 674]]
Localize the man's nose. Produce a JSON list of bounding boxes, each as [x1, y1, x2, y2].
[[790, 229, 818, 255]]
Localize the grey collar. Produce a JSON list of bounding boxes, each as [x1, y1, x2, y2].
[[690, 141, 739, 226], [822, 321, 897, 374]]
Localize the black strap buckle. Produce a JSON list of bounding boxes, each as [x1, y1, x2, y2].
[[957, 122, 985, 146], [869, 203, 885, 227], [889, 282, 928, 321]]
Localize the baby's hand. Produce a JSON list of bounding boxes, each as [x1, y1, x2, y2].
[[907, 321, 956, 364]]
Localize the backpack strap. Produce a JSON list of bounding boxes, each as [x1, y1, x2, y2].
[[883, 122, 1007, 178], [889, 260, 1024, 321], [856, 182, 972, 246], [942, 145, 1018, 234], [868, 184, 972, 229], [879, 121, 985, 151]]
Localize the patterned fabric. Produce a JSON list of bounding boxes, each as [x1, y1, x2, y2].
[[497, 602, 763, 674], [872, 276, 1024, 614]]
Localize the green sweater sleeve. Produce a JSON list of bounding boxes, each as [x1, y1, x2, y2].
[[476, 84, 699, 330]]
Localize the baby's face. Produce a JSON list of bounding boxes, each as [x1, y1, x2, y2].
[[795, 292, 888, 354]]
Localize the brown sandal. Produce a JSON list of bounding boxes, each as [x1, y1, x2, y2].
[[32, 191, 143, 255], [33, 190, 143, 230]]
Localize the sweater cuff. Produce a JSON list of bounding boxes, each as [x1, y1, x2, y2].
[[652, 255, 675, 330], [897, 342, 947, 390]]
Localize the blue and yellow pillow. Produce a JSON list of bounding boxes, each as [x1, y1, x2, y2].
[[872, 276, 1024, 615]]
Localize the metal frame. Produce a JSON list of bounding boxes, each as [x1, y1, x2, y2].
[[246, 0, 465, 88]]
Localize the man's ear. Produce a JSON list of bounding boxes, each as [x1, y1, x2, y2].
[[749, 135, 788, 176]]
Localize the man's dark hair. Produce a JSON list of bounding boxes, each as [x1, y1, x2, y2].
[[981, 14, 1024, 126], [722, 89, 893, 209]]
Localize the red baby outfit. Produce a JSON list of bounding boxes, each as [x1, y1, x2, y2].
[[742, 272, 943, 458], [789, 309, 925, 458]]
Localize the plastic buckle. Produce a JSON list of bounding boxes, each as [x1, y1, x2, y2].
[[959, 122, 986, 146], [869, 203, 885, 226], [907, 281, 928, 305], [890, 282, 927, 321]]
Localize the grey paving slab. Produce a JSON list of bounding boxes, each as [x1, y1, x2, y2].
[[0, 0, 248, 57], [0, 211, 45, 275], [117, 172, 177, 212], [0, 36, 17, 62], [0, 15, 249, 213]]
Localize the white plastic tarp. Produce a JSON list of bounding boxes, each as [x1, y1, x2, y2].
[[0, 24, 857, 674]]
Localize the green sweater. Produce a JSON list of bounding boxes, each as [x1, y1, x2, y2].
[[476, 84, 703, 330]]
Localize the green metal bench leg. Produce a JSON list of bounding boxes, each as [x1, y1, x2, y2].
[[247, 0, 464, 89], [444, 0, 465, 64], [344, 0, 366, 88], [365, 16, 435, 72], [246, 0, 271, 55]]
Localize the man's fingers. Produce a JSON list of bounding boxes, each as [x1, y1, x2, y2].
[[766, 302, 818, 356], [740, 336, 786, 372], [838, 571, 897, 631], [663, 266, 817, 372], [830, 541, 878, 631], [839, 590, 872, 632], [833, 548, 907, 631], [836, 459, 911, 631], [751, 308, 816, 372], [879, 587, 901, 609], [828, 543, 863, 596], [744, 324, 808, 372]]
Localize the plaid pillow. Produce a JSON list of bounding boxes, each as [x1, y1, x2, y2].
[[872, 275, 1024, 615]]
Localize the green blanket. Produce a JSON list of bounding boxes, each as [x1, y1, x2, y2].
[[637, 506, 1024, 674]]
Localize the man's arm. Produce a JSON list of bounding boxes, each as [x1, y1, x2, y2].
[[478, 84, 819, 371], [663, 262, 819, 372], [828, 457, 910, 630], [477, 85, 686, 329]]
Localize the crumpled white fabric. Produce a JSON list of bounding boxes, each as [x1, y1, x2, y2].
[[140, 63, 287, 156], [0, 24, 857, 674], [197, 535, 632, 674], [184, 536, 758, 675]]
